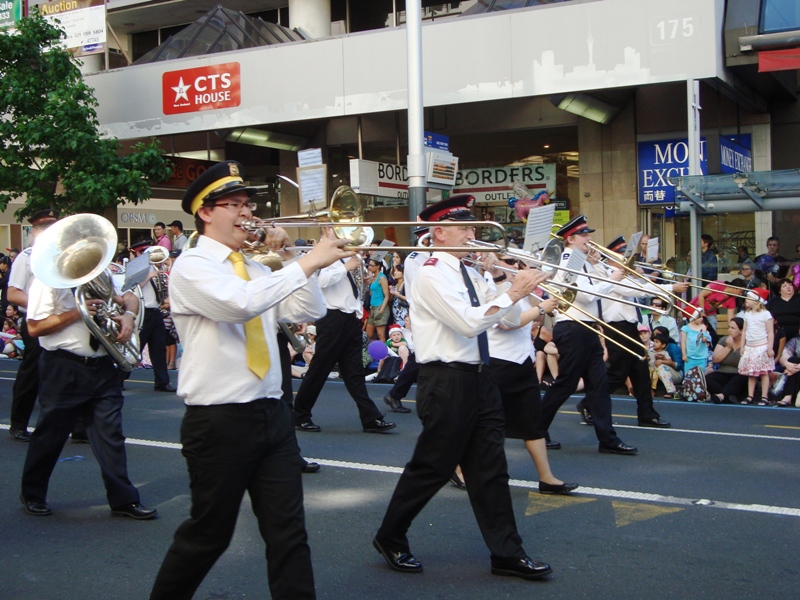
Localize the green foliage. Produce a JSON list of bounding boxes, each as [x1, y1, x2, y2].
[[0, 11, 173, 220]]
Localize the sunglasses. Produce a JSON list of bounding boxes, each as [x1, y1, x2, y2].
[[501, 259, 518, 266], [651, 303, 666, 309]]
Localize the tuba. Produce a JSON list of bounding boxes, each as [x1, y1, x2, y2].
[[30, 214, 143, 371]]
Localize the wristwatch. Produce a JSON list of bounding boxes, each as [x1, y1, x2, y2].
[[537, 306, 546, 316]]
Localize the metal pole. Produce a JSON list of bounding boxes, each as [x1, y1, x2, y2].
[[687, 79, 701, 282], [406, 0, 427, 220]]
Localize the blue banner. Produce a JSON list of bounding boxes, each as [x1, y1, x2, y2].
[[719, 136, 753, 174], [638, 138, 707, 205]]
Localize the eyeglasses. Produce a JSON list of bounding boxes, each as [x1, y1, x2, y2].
[[213, 201, 257, 212]]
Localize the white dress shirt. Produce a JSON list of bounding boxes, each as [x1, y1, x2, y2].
[[317, 260, 363, 317], [27, 280, 110, 357], [8, 248, 34, 312], [488, 289, 534, 364], [552, 250, 614, 324], [593, 262, 666, 324], [169, 235, 327, 406], [403, 250, 431, 298], [409, 252, 518, 365]]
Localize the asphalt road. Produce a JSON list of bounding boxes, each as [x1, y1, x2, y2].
[[1, 361, 799, 599]]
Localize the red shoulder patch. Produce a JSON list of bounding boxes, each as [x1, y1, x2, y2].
[[424, 257, 438, 266]]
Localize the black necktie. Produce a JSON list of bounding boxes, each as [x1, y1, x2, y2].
[[459, 263, 490, 365], [342, 260, 359, 298]]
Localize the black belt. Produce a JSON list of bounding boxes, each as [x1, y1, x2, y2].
[[145, 307, 161, 312], [51, 348, 110, 367], [427, 360, 483, 373]]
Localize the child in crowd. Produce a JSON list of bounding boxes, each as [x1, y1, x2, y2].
[[739, 289, 775, 405], [385, 323, 410, 368], [680, 309, 712, 401], [681, 309, 712, 372], [652, 332, 683, 397]]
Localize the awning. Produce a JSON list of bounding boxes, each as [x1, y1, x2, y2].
[[669, 169, 800, 213]]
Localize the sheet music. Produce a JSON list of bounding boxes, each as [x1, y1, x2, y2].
[[565, 248, 587, 276], [298, 148, 322, 167], [298, 165, 327, 212], [647, 237, 660, 262], [522, 204, 556, 253], [627, 231, 643, 258], [369, 240, 396, 263], [122, 253, 152, 292]]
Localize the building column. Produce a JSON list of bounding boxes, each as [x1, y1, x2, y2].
[[289, 0, 332, 38], [578, 102, 639, 245]]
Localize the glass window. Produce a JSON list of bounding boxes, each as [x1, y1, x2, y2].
[[760, 0, 800, 34]]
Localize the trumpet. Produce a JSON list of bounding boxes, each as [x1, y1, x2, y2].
[[30, 214, 143, 371], [462, 257, 648, 360], [146, 245, 170, 304], [241, 185, 509, 252]]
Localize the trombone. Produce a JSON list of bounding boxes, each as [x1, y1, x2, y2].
[[462, 257, 648, 360], [241, 185, 509, 252], [631, 259, 752, 296], [584, 240, 697, 318], [467, 239, 673, 312]]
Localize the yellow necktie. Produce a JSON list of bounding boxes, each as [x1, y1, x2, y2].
[[228, 252, 271, 378]]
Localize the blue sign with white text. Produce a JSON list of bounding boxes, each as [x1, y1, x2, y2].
[[638, 138, 708, 205], [719, 137, 753, 174], [424, 131, 449, 151]]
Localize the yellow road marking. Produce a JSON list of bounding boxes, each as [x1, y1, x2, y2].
[[525, 492, 595, 516], [612, 501, 683, 527]]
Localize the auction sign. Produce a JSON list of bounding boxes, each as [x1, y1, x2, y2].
[[41, 0, 107, 56]]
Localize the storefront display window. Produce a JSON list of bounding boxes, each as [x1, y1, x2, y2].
[[673, 213, 755, 276]]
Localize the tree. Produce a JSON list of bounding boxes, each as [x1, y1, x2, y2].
[[0, 11, 173, 220]]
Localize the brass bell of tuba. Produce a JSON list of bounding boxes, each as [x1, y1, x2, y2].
[[30, 214, 143, 371]]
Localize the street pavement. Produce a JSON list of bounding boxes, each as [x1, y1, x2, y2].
[[1, 360, 799, 599]]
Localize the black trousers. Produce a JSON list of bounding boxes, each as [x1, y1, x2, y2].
[[376, 363, 526, 560], [387, 352, 420, 402], [293, 309, 382, 426], [541, 321, 621, 447], [602, 320, 661, 421], [9, 319, 42, 430], [20, 351, 140, 508], [705, 371, 749, 402], [150, 399, 315, 600], [140, 308, 170, 387]]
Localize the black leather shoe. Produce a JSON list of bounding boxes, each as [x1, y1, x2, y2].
[[599, 442, 638, 455], [20, 494, 52, 516], [576, 401, 594, 426], [491, 556, 552, 580], [9, 428, 31, 442], [538, 481, 579, 495], [295, 421, 321, 432], [545, 440, 561, 450], [638, 418, 671, 429], [301, 461, 321, 473], [383, 393, 412, 413], [111, 502, 158, 520], [373, 537, 423, 573], [449, 472, 467, 491], [154, 384, 176, 392], [363, 419, 396, 433]]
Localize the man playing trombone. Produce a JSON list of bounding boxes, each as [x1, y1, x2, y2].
[[374, 195, 553, 580], [540, 215, 638, 455], [582, 236, 690, 429]]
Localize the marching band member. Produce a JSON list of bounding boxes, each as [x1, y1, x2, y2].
[[540, 215, 638, 455], [374, 195, 553, 581], [19, 216, 155, 520], [579, 236, 688, 429], [150, 161, 352, 599], [484, 253, 578, 494]]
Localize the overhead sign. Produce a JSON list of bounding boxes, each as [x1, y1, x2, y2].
[[719, 137, 752, 174], [452, 165, 555, 204], [638, 138, 708, 205], [41, 0, 107, 57], [350, 159, 409, 199], [162, 63, 241, 115], [0, 0, 23, 30], [424, 131, 449, 151]]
